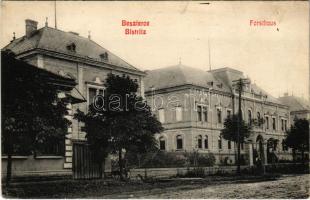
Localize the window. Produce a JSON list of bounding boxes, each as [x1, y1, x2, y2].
[[88, 88, 97, 105], [197, 105, 202, 121], [203, 107, 208, 122], [272, 118, 276, 130], [284, 120, 287, 131], [218, 136, 222, 149], [282, 139, 288, 151], [176, 107, 182, 122], [241, 142, 244, 150], [158, 109, 165, 123], [100, 52, 109, 61], [281, 119, 284, 131], [159, 137, 165, 150], [217, 108, 222, 123], [227, 110, 231, 119], [88, 86, 104, 106], [204, 136, 208, 149], [248, 110, 252, 125], [228, 140, 231, 149], [176, 135, 183, 150], [197, 135, 202, 149], [66, 43, 76, 52], [257, 112, 261, 126], [265, 116, 269, 129]]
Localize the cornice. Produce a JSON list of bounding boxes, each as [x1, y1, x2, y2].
[[16, 48, 146, 77]]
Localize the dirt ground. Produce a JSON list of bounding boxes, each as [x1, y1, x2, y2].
[[102, 174, 309, 199], [3, 174, 309, 198]]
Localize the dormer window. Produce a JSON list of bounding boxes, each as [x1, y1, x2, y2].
[[66, 43, 76, 52], [100, 52, 109, 61], [208, 81, 214, 87]]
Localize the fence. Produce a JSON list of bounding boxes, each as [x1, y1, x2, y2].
[[72, 141, 103, 179]]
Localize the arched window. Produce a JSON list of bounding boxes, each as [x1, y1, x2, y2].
[[159, 136, 166, 150], [265, 116, 269, 129], [282, 139, 288, 151], [176, 135, 183, 150], [217, 108, 222, 123], [204, 136, 209, 149], [257, 112, 261, 126], [197, 135, 202, 149], [218, 136, 222, 149], [197, 105, 202, 121], [248, 110, 252, 125]]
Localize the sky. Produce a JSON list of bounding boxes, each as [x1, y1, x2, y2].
[[1, 1, 309, 100]]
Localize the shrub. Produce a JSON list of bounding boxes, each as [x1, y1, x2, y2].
[[186, 152, 216, 167], [179, 167, 206, 178], [125, 151, 215, 168], [129, 151, 188, 168]]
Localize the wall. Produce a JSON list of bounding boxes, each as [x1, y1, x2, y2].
[[1, 156, 70, 177], [129, 166, 249, 179], [146, 83, 292, 165]]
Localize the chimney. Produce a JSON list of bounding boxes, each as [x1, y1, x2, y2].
[[25, 19, 38, 37]]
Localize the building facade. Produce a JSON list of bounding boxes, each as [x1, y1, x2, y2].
[[278, 93, 310, 123], [145, 64, 292, 165], [2, 19, 145, 175]]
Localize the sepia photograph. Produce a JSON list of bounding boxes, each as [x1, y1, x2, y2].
[[1, 1, 309, 198]]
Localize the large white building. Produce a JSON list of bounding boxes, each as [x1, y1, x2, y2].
[[145, 64, 292, 165]]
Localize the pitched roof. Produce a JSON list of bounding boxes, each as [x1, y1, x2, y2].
[[145, 65, 283, 105], [278, 95, 310, 112], [144, 64, 231, 92], [210, 67, 283, 105], [3, 26, 141, 72]]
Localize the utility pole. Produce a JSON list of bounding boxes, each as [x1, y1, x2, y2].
[[208, 38, 211, 71], [232, 78, 250, 174], [54, 0, 57, 29]]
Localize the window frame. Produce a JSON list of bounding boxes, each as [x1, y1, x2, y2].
[[159, 136, 166, 151], [197, 105, 202, 121], [265, 116, 269, 129], [217, 108, 222, 124], [218, 135, 222, 150], [203, 106, 208, 122], [248, 109, 252, 125], [176, 135, 183, 150], [204, 135, 209, 149], [272, 117, 276, 130], [86, 83, 105, 112], [228, 140, 231, 150], [197, 135, 202, 149]]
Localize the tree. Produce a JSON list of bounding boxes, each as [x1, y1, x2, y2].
[[284, 118, 309, 163], [2, 50, 71, 186], [75, 73, 163, 180], [221, 114, 253, 173]]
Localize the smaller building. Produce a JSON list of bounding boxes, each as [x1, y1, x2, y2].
[[1, 50, 84, 177], [278, 93, 310, 123]]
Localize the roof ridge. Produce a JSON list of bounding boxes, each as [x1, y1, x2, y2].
[[36, 27, 46, 49]]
